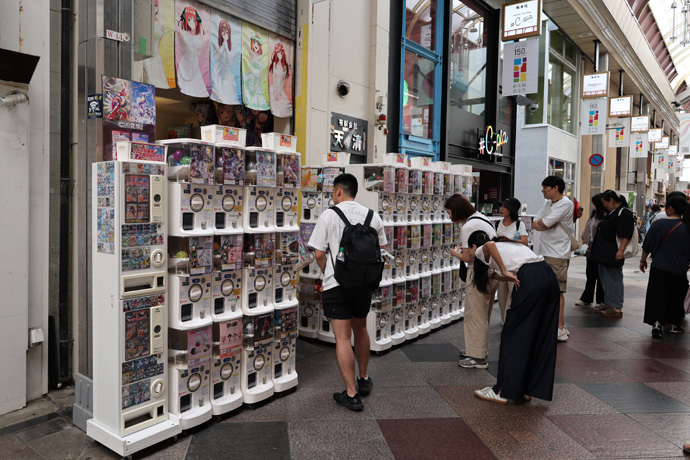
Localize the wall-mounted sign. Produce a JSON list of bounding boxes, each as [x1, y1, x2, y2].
[[629, 133, 649, 158], [478, 126, 508, 156], [648, 128, 662, 143], [608, 117, 630, 147], [680, 113, 690, 156], [330, 112, 367, 156], [630, 115, 649, 133], [580, 98, 607, 135], [589, 153, 604, 167], [502, 0, 542, 41], [87, 94, 103, 119], [582, 72, 609, 98], [657, 136, 670, 150], [502, 39, 539, 96], [106, 29, 130, 43], [609, 96, 632, 117]]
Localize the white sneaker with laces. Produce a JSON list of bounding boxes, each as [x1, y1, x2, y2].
[[474, 387, 508, 404], [557, 328, 568, 342], [575, 300, 590, 306]]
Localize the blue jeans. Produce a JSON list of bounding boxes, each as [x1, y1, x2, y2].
[[597, 264, 624, 309]]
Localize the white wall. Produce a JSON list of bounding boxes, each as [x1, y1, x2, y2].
[[0, 0, 51, 412]]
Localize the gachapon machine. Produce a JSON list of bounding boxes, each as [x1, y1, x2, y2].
[[201, 125, 247, 146], [406, 161, 423, 224], [417, 300, 431, 335], [367, 281, 393, 352], [168, 326, 213, 430], [275, 151, 301, 231], [429, 274, 442, 329], [431, 162, 445, 222], [421, 164, 434, 224], [241, 233, 276, 316], [404, 277, 419, 341], [211, 319, 243, 417], [451, 163, 473, 202], [318, 306, 336, 344], [300, 166, 323, 223], [273, 306, 298, 392], [274, 232, 300, 309], [298, 277, 322, 339], [241, 312, 275, 404], [213, 144, 245, 234], [299, 222, 321, 278], [393, 164, 409, 224], [390, 281, 406, 346], [439, 267, 453, 325], [321, 166, 344, 215], [343, 163, 395, 224], [391, 224, 408, 283], [211, 234, 243, 322], [168, 236, 214, 329], [243, 147, 276, 233], [380, 225, 395, 283]]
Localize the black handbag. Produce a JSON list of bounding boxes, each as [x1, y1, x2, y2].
[[459, 261, 468, 282]]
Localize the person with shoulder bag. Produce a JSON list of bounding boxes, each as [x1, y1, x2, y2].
[[494, 197, 528, 325], [576, 194, 605, 309]]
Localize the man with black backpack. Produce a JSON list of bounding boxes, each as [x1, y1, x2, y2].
[[308, 173, 387, 411]]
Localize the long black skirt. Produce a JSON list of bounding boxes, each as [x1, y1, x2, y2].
[[643, 266, 688, 327], [493, 261, 560, 401]]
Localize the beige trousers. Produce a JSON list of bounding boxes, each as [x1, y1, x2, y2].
[[464, 267, 498, 359], [497, 280, 514, 325]]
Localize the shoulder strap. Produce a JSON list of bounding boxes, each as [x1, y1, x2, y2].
[[494, 220, 499, 231], [330, 206, 352, 227], [661, 222, 683, 244], [364, 209, 374, 227], [467, 215, 491, 225]]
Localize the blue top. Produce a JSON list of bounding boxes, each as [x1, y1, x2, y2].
[[642, 219, 690, 277]]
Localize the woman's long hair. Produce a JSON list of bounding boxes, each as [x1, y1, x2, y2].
[[591, 193, 605, 220], [468, 231, 523, 294]]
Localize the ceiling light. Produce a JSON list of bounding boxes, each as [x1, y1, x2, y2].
[[577, 32, 594, 38]]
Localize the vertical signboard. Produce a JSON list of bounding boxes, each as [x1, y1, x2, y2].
[[580, 98, 607, 135], [629, 133, 649, 158], [608, 117, 629, 147], [502, 39, 539, 96]]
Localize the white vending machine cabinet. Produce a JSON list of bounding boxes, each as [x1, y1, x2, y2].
[[201, 125, 247, 145], [243, 147, 277, 233], [275, 151, 301, 230], [211, 319, 243, 416], [317, 307, 336, 344], [344, 163, 396, 223], [211, 270, 242, 322], [168, 182, 215, 236], [274, 264, 299, 308], [390, 282, 406, 346], [298, 277, 322, 339], [368, 281, 393, 352], [273, 306, 299, 392], [241, 313, 275, 404], [89, 161, 180, 456], [168, 236, 215, 329], [301, 166, 323, 223], [213, 185, 243, 234], [404, 277, 420, 341]]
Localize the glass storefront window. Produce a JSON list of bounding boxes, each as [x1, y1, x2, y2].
[[449, 1, 487, 116], [406, 0, 438, 52], [525, 22, 547, 125], [402, 50, 435, 139], [548, 158, 575, 196], [548, 58, 575, 133]]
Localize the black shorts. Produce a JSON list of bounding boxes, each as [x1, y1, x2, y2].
[[321, 285, 373, 319]]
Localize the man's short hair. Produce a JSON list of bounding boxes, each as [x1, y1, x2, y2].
[[333, 173, 358, 198], [444, 194, 475, 222], [541, 175, 565, 194]]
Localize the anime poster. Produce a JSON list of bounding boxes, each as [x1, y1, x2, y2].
[[210, 11, 242, 105], [102, 76, 156, 160], [219, 319, 242, 360], [143, 0, 176, 88], [189, 236, 213, 275], [187, 325, 212, 367], [268, 33, 293, 118], [242, 21, 270, 110], [175, 0, 211, 97], [189, 143, 215, 184]]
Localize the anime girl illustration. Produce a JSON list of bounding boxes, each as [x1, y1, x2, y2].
[[242, 26, 270, 110], [175, 4, 210, 97], [143, 0, 169, 88], [211, 17, 241, 104], [268, 40, 292, 117]]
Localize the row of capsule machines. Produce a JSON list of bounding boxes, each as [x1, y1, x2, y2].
[[88, 127, 301, 457], [298, 152, 475, 353]]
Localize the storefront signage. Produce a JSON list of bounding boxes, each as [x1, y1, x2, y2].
[[657, 136, 670, 150], [629, 133, 649, 158], [502, 39, 539, 96], [630, 115, 650, 133], [87, 94, 103, 119], [668, 144, 678, 157], [609, 96, 632, 117], [589, 153, 604, 167], [608, 117, 629, 147], [580, 98, 607, 135], [478, 126, 508, 157], [330, 112, 367, 156], [582, 72, 609, 98], [680, 113, 690, 156], [648, 128, 662, 143], [501, 0, 542, 41]]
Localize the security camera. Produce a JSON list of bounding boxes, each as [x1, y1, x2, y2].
[[337, 80, 350, 98], [528, 103, 539, 113]]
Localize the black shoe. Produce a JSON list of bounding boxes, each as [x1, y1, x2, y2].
[[333, 390, 363, 411], [670, 325, 685, 334], [652, 321, 663, 339], [357, 376, 373, 396]]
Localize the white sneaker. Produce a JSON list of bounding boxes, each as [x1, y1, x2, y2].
[[557, 328, 568, 342], [474, 387, 508, 405], [575, 300, 591, 306]]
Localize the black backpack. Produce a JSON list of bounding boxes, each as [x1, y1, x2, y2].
[[329, 206, 384, 291]]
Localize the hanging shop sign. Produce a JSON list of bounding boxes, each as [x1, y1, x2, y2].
[[501, 39, 539, 96], [629, 133, 649, 158], [654, 154, 666, 171], [87, 94, 103, 119], [330, 112, 367, 157], [608, 117, 629, 147], [609, 96, 632, 117], [657, 136, 670, 150], [648, 128, 662, 143], [477, 126, 508, 157], [589, 153, 604, 167], [501, 0, 542, 41], [668, 156, 675, 172], [580, 98, 607, 135], [668, 144, 678, 158], [582, 72, 609, 98], [680, 113, 690, 156], [630, 115, 649, 133]]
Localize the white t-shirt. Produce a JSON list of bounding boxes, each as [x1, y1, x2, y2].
[[496, 219, 527, 240], [535, 197, 575, 259], [308, 200, 387, 291], [460, 212, 497, 267], [475, 242, 544, 273], [652, 211, 667, 223]]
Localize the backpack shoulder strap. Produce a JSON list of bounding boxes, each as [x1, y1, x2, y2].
[[364, 208, 374, 227], [494, 220, 499, 231], [330, 206, 352, 227]]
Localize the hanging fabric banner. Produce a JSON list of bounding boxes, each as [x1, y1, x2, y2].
[[680, 113, 690, 156], [608, 117, 630, 147], [580, 98, 607, 135], [210, 10, 242, 105], [268, 33, 294, 118], [143, 0, 176, 88], [501, 39, 539, 97], [175, 0, 211, 97], [629, 132, 648, 158], [242, 21, 270, 111]]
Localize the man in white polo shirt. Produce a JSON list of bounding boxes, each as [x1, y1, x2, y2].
[[532, 176, 574, 342]]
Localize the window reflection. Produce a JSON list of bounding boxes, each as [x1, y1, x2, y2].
[[450, 1, 487, 116], [406, 0, 437, 51], [402, 50, 435, 139]]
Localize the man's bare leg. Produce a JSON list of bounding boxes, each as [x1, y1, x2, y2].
[[351, 316, 370, 379], [558, 293, 565, 329], [331, 318, 357, 396]]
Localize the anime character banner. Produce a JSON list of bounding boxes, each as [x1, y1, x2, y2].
[[210, 10, 242, 105], [102, 76, 156, 160], [143, 0, 176, 88], [175, 0, 211, 97], [268, 33, 293, 118], [241, 21, 270, 111]]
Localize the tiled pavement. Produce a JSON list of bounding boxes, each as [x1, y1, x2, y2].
[[3, 256, 690, 459]]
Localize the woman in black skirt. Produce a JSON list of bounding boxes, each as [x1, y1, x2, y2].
[[466, 231, 560, 404], [640, 195, 690, 338]]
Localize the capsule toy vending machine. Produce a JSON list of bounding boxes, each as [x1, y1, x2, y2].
[[275, 150, 301, 231], [212, 234, 243, 322], [449, 266, 463, 322], [201, 124, 247, 146], [421, 161, 435, 224], [429, 224, 443, 329], [167, 236, 214, 329], [89, 159, 180, 456], [320, 166, 344, 216], [439, 223, 454, 325], [301, 166, 323, 223], [404, 224, 420, 341], [440, 161, 453, 223], [158, 139, 216, 236], [213, 144, 245, 234], [451, 163, 473, 203], [407, 157, 427, 224], [241, 233, 276, 316], [344, 162, 395, 224], [367, 281, 393, 352], [168, 325, 213, 430], [390, 280, 406, 346], [273, 304, 298, 392], [393, 158, 408, 224], [243, 147, 276, 232], [211, 319, 243, 417], [315, 179, 336, 343], [297, 222, 321, 338], [241, 312, 275, 404], [430, 162, 445, 223]]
